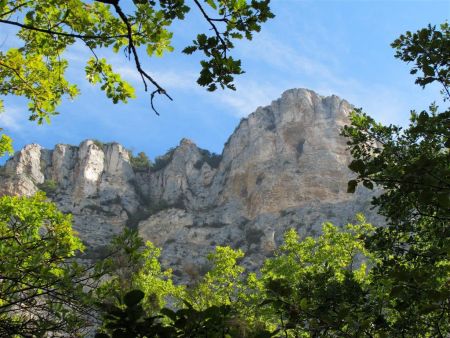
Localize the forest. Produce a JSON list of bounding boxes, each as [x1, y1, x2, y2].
[[0, 1, 449, 337]]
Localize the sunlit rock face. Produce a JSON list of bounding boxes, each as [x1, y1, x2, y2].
[[0, 89, 382, 280], [213, 89, 354, 218]]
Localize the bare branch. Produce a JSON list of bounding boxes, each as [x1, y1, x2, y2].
[[110, 1, 172, 114]]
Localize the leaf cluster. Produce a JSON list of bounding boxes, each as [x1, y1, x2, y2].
[[0, 131, 13, 157], [37, 179, 58, 196], [392, 22, 450, 98], [0, 0, 274, 122], [183, 0, 274, 91], [194, 148, 222, 169], [130, 151, 152, 172], [0, 193, 90, 336], [342, 22, 450, 337]]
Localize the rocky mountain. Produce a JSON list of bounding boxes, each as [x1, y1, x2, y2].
[[0, 88, 381, 280]]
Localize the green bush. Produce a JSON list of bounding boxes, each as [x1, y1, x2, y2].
[[151, 148, 175, 172], [194, 149, 222, 169], [245, 227, 264, 246], [92, 139, 104, 149], [130, 151, 152, 172], [37, 179, 58, 195]]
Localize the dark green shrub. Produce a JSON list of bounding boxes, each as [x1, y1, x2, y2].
[[37, 179, 58, 195], [296, 138, 305, 155], [125, 197, 185, 229], [194, 149, 222, 169], [151, 148, 175, 172], [92, 139, 104, 149], [130, 151, 152, 172], [245, 228, 264, 246]]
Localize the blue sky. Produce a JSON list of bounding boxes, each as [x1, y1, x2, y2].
[[1, 0, 449, 162]]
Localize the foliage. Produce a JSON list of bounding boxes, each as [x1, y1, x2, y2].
[[130, 151, 152, 172], [0, 131, 13, 157], [0, 193, 94, 336], [95, 229, 184, 315], [125, 196, 185, 229], [152, 147, 176, 171], [95, 289, 172, 338], [0, 0, 274, 121], [0, 195, 187, 337], [342, 22, 450, 337], [194, 149, 222, 169], [95, 219, 380, 337], [392, 22, 449, 98], [95, 290, 266, 338], [0, 2, 274, 337], [189, 246, 245, 310], [37, 179, 58, 195], [261, 216, 378, 337], [1, 11, 448, 338], [93, 139, 105, 150], [149, 199, 171, 214]]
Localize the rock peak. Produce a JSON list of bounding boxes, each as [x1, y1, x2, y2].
[[0, 88, 381, 281], [179, 138, 196, 147]]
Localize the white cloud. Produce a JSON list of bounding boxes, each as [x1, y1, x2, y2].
[[0, 105, 27, 132], [114, 63, 279, 118], [57, 30, 428, 127], [234, 32, 420, 126], [238, 32, 342, 84], [209, 80, 281, 117], [64, 42, 91, 63]]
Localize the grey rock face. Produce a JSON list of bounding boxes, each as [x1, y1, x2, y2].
[[0, 88, 382, 280]]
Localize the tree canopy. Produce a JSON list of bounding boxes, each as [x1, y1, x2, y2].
[[0, 0, 274, 122], [0, 193, 92, 336], [342, 22, 449, 337]]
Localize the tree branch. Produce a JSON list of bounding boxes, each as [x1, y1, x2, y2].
[[193, 0, 228, 56], [0, 18, 129, 40], [110, 1, 172, 115]]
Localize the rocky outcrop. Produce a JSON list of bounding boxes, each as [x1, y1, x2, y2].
[[0, 88, 382, 279]]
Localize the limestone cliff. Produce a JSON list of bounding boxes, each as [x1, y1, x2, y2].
[[0, 88, 381, 278]]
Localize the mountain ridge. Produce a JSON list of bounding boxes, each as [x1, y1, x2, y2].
[[0, 88, 382, 280]]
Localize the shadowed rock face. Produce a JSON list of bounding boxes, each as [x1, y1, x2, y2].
[[0, 88, 382, 280]]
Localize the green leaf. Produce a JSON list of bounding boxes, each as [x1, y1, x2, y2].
[[160, 308, 177, 321], [206, 0, 217, 9], [111, 330, 129, 338], [123, 289, 145, 307], [95, 334, 110, 338], [348, 159, 365, 173], [422, 64, 434, 76], [182, 46, 197, 55], [362, 180, 374, 190], [437, 193, 450, 208], [299, 298, 308, 310], [347, 180, 358, 193]]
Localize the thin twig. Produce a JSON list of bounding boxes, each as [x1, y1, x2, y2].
[[110, 2, 172, 115]]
